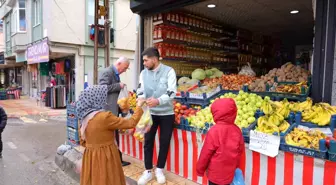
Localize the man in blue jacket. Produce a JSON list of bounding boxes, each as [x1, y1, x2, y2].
[[0, 106, 7, 158]]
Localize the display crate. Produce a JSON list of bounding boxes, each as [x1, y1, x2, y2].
[[280, 123, 329, 159], [67, 140, 80, 148], [67, 119, 79, 129], [185, 85, 223, 106], [67, 126, 80, 141], [295, 112, 336, 132]]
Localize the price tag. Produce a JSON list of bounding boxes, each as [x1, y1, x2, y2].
[[249, 130, 280, 157]]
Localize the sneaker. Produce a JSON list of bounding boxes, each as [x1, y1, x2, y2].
[[155, 168, 166, 184], [137, 170, 153, 185]]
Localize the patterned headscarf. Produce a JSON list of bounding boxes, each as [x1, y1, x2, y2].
[[76, 85, 108, 121]]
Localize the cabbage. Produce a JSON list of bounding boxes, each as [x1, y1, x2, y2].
[[210, 68, 220, 73], [178, 77, 191, 85], [205, 69, 213, 77], [191, 69, 206, 80], [214, 71, 224, 77]]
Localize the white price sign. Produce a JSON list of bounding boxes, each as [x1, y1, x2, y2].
[[249, 130, 280, 157]]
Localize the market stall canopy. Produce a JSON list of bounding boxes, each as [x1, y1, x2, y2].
[[183, 0, 314, 37], [130, 0, 203, 15]]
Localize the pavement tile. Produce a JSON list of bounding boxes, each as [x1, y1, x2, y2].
[[0, 97, 66, 118]]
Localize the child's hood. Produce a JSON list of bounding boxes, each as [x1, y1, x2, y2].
[[210, 98, 237, 125]]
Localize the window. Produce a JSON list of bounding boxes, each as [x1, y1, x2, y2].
[[11, 0, 26, 34], [88, 0, 113, 25], [6, 20, 10, 41], [33, 0, 41, 26], [18, 0, 26, 31]]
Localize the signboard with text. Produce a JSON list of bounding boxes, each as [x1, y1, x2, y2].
[[249, 130, 280, 157], [27, 39, 49, 64]]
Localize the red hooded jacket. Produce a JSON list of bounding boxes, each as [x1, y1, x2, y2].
[[196, 98, 244, 185]]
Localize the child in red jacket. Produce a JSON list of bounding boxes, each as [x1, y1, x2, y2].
[[197, 98, 244, 185]]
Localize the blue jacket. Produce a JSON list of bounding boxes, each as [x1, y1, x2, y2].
[[0, 106, 7, 128]]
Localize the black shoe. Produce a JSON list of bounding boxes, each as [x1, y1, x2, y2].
[[122, 161, 131, 167]]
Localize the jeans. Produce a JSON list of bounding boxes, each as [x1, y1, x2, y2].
[[144, 115, 174, 170]]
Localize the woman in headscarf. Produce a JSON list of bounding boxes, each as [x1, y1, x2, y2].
[[76, 85, 144, 185]]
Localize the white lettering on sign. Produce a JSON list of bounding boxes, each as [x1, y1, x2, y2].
[[249, 130, 280, 157]]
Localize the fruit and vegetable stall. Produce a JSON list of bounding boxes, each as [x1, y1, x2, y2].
[[115, 62, 334, 185]]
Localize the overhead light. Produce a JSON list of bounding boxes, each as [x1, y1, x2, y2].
[[207, 4, 216, 8], [290, 10, 299, 14]]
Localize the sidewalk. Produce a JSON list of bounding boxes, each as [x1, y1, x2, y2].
[[0, 96, 66, 118], [57, 146, 200, 185]]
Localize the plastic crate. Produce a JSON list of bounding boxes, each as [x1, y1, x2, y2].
[[67, 127, 80, 141], [66, 103, 77, 115], [280, 123, 328, 159], [186, 85, 223, 106], [67, 118, 79, 129], [295, 112, 336, 133]]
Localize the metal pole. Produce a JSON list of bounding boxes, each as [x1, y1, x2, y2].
[[93, 0, 99, 85], [104, 0, 110, 68]]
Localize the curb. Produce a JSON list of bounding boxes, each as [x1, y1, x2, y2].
[[8, 112, 66, 119]]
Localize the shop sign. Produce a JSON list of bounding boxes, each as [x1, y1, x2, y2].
[[27, 39, 49, 64]]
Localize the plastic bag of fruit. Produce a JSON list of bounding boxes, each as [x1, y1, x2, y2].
[[238, 63, 256, 77], [117, 86, 130, 113], [133, 106, 152, 142]]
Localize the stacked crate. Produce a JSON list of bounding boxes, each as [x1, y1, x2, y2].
[[66, 103, 80, 147], [0, 90, 7, 100]]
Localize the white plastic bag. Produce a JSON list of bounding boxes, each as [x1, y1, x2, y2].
[[117, 87, 130, 113], [57, 144, 71, 155], [133, 106, 153, 142], [238, 63, 256, 77]]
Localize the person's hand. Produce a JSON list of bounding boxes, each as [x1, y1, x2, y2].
[[136, 98, 146, 107], [146, 97, 160, 108], [120, 83, 126, 89]]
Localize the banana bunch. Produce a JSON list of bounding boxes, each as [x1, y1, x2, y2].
[[261, 98, 274, 115], [129, 93, 137, 111], [272, 99, 291, 118], [285, 128, 326, 150], [301, 103, 336, 126], [255, 115, 290, 134], [288, 97, 313, 113]]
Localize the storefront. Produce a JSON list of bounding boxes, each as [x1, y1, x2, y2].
[[27, 38, 76, 108], [124, 0, 336, 185]]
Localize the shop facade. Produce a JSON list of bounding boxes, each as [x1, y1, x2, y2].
[[26, 38, 77, 108]]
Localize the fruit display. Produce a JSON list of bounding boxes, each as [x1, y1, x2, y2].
[[256, 97, 291, 134], [186, 106, 213, 128], [273, 82, 308, 94], [221, 91, 263, 129], [173, 101, 198, 124], [203, 74, 256, 90], [249, 62, 310, 92], [288, 98, 336, 126], [189, 86, 217, 95], [134, 107, 153, 142], [285, 128, 326, 150]]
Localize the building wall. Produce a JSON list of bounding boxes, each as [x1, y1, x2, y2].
[[43, 0, 86, 45]]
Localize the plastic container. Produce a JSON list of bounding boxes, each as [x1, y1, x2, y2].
[[280, 123, 328, 159], [186, 85, 223, 106], [67, 140, 80, 148]]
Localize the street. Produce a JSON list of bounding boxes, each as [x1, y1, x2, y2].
[[0, 116, 79, 185]]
